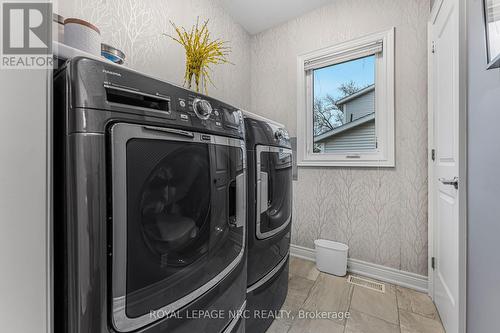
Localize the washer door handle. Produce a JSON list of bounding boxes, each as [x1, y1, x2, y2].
[[143, 126, 194, 138], [257, 171, 269, 214], [234, 172, 246, 228]]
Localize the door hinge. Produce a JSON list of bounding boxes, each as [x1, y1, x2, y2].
[[431, 149, 436, 161], [431, 41, 436, 54], [431, 257, 436, 270]]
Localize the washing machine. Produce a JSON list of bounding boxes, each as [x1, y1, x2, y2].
[[53, 57, 247, 333], [243, 114, 293, 333]]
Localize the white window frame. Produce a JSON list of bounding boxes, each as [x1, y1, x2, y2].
[[297, 28, 395, 167]]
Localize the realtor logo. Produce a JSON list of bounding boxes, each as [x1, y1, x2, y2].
[[1, 2, 53, 69]]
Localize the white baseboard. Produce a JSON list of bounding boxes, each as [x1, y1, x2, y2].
[[290, 244, 428, 293], [289, 244, 316, 261]]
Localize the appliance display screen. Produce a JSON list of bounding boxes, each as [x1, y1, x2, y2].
[[223, 110, 239, 126]]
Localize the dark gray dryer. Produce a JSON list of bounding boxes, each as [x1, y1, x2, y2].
[[53, 57, 247, 333], [244, 115, 293, 333]]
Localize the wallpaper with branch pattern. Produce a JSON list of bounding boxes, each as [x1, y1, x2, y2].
[[57, 0, 251, 110], [250, 0, 429, 276], [57, 0, 430, 276]]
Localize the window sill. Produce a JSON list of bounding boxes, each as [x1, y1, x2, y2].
[[297, 159, 395, 168]]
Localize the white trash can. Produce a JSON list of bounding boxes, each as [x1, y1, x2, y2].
[[314, 239, 349, 276]]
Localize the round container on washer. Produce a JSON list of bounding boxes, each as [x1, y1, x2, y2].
[[63, 18, 101, 56], [314, 239, 349, 276], [101, 43, 126, 64]]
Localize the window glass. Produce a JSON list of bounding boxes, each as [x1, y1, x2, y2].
[[485, 0, 500, 62], [312, 55, 376, 154]]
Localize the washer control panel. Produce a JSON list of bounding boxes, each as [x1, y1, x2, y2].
[[82, 57, 245, 138], [184, 95, 242, 133], [274, 128, 289, 141]]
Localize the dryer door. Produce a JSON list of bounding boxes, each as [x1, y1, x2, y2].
[[256, 145, 292, 239], [109, 123, 246, 332]]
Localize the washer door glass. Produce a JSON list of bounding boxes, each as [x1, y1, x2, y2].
[[258, 147, 292, 237], [123, 137, 244, 319]]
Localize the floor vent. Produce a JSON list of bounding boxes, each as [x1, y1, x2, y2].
[[347, 275, 386, 293]]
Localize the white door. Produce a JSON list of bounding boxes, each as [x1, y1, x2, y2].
[[430, 0, 462, 332]]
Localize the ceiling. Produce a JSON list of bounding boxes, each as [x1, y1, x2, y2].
[[220, 0, 333, 35]]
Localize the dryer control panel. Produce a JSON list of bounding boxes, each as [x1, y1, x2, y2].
[[244, 117, 291, 148]]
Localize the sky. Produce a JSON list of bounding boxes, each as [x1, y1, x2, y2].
[[313, 55, 375, 101]]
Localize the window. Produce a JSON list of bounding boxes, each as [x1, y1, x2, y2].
[[297, 28, 395, 167]]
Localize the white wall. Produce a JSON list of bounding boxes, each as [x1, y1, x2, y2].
[[0, 71, 51, 332], [467, 0, 500, 331], [56, 0, 252, 110], [250, 0, 430, 275]]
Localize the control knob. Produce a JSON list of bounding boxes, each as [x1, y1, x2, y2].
[[193, 98, 213, 120], [275, 128, 288, 140]]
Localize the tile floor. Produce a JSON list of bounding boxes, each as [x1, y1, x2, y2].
[[267, 256, 445, 333]]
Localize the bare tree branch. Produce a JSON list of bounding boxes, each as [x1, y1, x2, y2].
[[313, 81, 365, 137]]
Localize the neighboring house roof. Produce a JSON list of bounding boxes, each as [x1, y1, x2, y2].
[[315, 112, 375, 143], [314, 84, 376, 143], [335, 84, 375, 107]]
